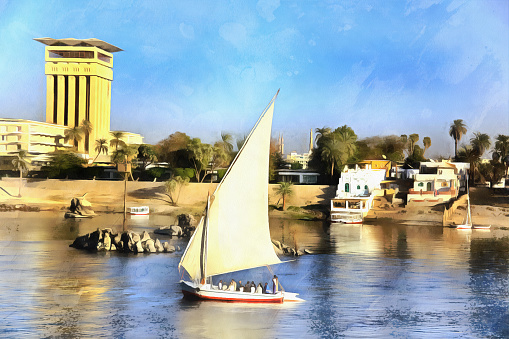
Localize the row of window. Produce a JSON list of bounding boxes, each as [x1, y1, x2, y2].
[[344, 183, 369, 192]]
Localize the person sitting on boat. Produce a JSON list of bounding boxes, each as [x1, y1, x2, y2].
[[256, 283, 263, 294], [228, 279, 236, 291], [218, 280, 223, 290], [263, 282, 268, 294], [250, 282, 256, 293], [244, 281, 251, 292], [272, 275, 279, 294], [237, 280, 243, 292]]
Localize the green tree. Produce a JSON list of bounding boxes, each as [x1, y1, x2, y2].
[[12, 150, 29, 197], [422, 136, 431, 156], [42, 151, 87, 178], [449, 119, 467, 159], [495, 134, 509, 176], [137, 144, 158, 171], [220, 132, 234, 154], [236, 134, 248, 152], [112, 145, 139, 180], [110, 131, 126, 151], [408, 133, 419, 155], [164, 176, 190, 206], [64, 126, 83, 149], [92, 138, 109, 163], [478, 160, 506, 189], [155, 132, 192, 168], [470, 132, 491, 158], [273, 182, 293, 211], [315, 127, 331, 145], [187, 138, 213, 183], [80, 119, 93, 153]]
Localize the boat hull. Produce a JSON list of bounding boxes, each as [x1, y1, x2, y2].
[[180, 281, 284, 303]]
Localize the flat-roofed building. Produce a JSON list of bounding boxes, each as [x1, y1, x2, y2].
[[0, 38, 143, 170]]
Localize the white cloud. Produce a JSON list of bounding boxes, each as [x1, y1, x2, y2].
[[219, 22, 247, 47], [179, 23, 194, 39], [308, 39, 316, 46], [256, 0, 280, 22], [405, 0, 443, 16], [338, 24, 352, 32]]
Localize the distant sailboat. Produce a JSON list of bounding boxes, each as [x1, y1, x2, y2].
[[456, 174, 490, 230], [178, 90, 302, 303]]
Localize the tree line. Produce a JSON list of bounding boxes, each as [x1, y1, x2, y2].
[[10, 118, 509, 194]]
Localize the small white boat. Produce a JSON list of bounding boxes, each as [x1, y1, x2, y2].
[[455, 175, 490, 230], [129, 206, 149, 215], [178, 91, 302, 303]]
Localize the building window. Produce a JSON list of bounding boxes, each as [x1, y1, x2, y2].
[[357, 185, 360, 189], [364, 185, 368, 189], [427, 182, 432, 191], [345, 183, 349, 192], [418, 182, 424, 187]]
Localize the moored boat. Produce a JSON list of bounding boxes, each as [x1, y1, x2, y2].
[[129, 206, 149, 215]]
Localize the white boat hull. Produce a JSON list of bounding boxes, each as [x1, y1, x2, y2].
[[180, 280, 302, 303]]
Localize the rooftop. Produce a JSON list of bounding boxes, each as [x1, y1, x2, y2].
[[34, 38, 123, 53]]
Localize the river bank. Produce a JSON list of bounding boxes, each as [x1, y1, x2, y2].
[[1, 178, 508, 228]]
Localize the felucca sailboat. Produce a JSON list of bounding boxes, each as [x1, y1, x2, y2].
[[178, 90, 302, 303], [456, 174, 490, 230]]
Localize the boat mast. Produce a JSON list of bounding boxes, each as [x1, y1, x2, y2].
[[199, 193, 211, 284]]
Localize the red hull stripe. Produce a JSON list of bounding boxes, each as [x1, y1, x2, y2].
[[182, 290, 284, 303]]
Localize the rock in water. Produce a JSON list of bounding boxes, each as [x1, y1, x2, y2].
[[170, 225, 182, 237], [140, 231, 151, 243], [103, 233, 111, 251], [132, 233, 141, 243], [135, 240, 144, 254], [163, 242, 175, 253], [154, 239, 163, 252], [145, 239, 156, 253]]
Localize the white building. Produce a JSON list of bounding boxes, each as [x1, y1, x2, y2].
[[330, 161, 395, 223]]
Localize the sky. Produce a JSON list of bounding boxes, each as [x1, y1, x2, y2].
[[0, 0, 508, 158]]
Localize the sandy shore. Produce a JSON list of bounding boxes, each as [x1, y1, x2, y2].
[[1, 179, 508, 228]]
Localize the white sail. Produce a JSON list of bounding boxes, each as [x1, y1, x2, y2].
[[179, 92, 282, 280], [179, 216, 205, 280]]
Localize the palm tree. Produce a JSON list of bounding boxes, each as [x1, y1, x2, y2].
[[449, 119, 467, 158], [12, 150, 29, 197], [494, 134, 509, 160], [110, 131, 126, 151], [408, 133, 419, 155], [422, 137, 431, 156], [315, 127, 331, 146], [64, 126, 83, 149], [220, 132, 234, 154], [80, 119, 93, 153], [470, 132, 491, 158], [236, 135, 248, 152], [274, 182, 293, 210], [321, 136, 341, 178], [92, 138, 109, 163]]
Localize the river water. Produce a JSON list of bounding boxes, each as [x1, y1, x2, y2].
[[0, 211, 508, 338]]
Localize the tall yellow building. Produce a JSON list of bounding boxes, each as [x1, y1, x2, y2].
[[0, 38, 143, 170], [36, 37, 120, 154]]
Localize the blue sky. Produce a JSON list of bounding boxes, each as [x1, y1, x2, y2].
[[0, 0, 507, 157]]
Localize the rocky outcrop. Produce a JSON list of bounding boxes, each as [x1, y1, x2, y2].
[[154, 214, 196, 237], [70, 228, 177, 254], [271, 239, 312, 256]]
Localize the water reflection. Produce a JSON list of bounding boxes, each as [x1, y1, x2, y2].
[[1, 212, 509, 337]]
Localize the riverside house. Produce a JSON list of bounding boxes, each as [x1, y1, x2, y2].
[[406, 161, 469, 206], [330, 160, 397, 223]]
